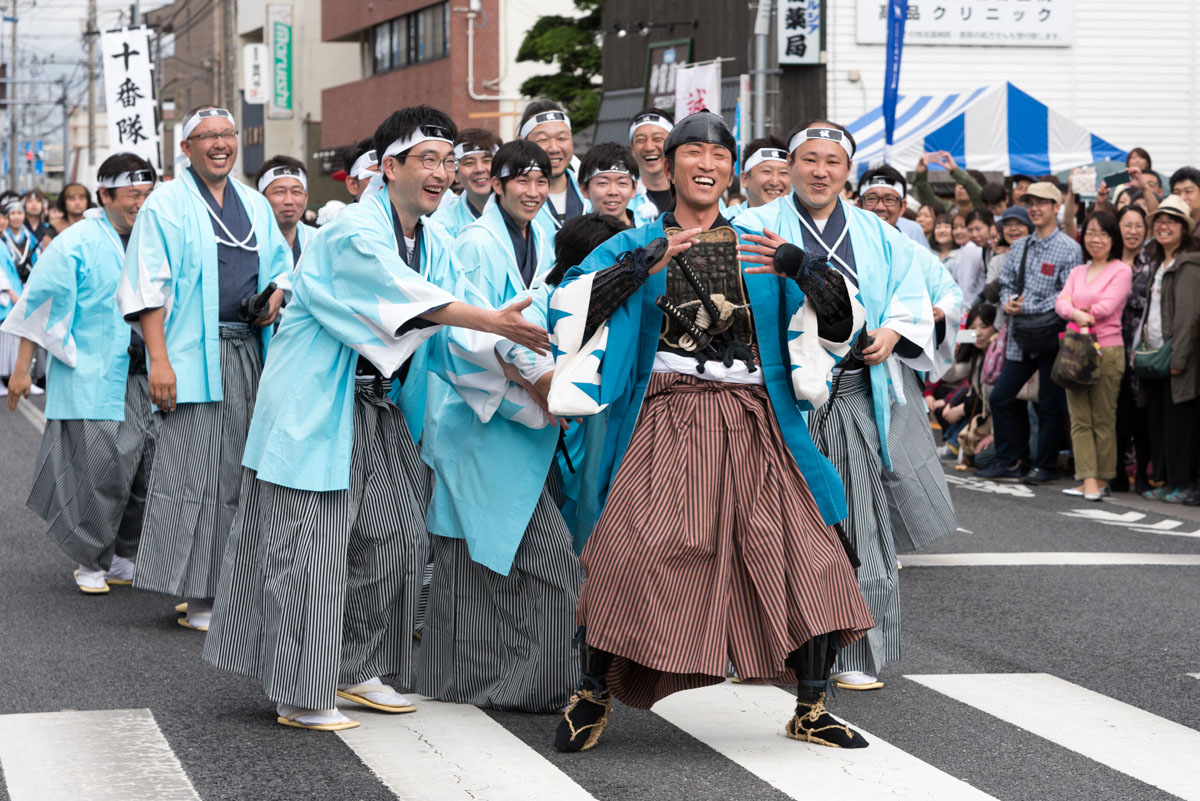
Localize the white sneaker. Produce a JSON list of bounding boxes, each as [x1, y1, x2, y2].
[[74, 566, 109, 594], [105, 555, 135, 583], [833, 670, 884, 690], [28, 384, 43, 395]]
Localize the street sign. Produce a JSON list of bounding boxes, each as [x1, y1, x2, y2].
[[643, 38, 693, 114], [266, 4, 294, 119], [99, 25, 161, 171], [243, 44, 268, 105]]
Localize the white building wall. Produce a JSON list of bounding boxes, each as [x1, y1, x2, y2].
[[492, 0, 580, 138], [825, 0, 1200, 174], [236, 0, 361, 160]]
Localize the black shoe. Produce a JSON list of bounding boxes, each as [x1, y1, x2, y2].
[[554, 681, 612, 752], [785, 694, 868, 749], [1110, 477, 1130, 493], [1020, 467, 1055, 485], [976, 463, 1022, 480], [1135, 478, 1151, 496]]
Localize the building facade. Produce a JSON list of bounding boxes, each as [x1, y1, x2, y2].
[[318, 0, 576, 152]]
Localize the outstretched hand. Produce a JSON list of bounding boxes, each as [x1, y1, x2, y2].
[[493, 298, 551, 355], [650, 227, 703, 275], [738, 229, 789, 274]]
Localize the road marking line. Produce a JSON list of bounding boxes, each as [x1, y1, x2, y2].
[[1189, 674, 1200, 681], [900, 552, 1200, 567], [336, 697, 596, 801], [15, 397, 45, 434], [1059, 509, 1200, 538], [651, 681, 999, 800], [0, 708, 199, 801], [955, 527, 974, 534], [909, 673, 1200, 801], [944, 474, 1035, 497]]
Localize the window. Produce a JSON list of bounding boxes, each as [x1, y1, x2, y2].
[[370, 1, 449, 75]]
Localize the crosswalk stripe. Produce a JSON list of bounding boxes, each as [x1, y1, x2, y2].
[[0, 708, 200, 801], [909, 673, 1200, 801], [335, 697, 596, 801], [900, 552, 1200, 567], [651, 681, 999, 800], [1189, 674, 1200, 681]]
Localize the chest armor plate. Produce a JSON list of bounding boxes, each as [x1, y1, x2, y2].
[[659, 226, 757, 365]]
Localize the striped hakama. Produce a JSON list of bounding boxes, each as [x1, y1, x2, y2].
[[416, 475, 581, 713], [579, 373, 873, 710], [26, 371, 156, 571], [203, 376, 429, 711], [133, 325, 261, 597], [808, 370, 898, 676], [882, 366, 956, 553]]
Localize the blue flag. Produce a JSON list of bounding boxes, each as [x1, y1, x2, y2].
[[883, 0, 908, 150]]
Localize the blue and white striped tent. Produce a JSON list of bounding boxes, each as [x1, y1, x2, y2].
[[845, 82, 1127, 179]]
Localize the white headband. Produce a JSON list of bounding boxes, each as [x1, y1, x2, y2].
[[349, 150, 378, 180], [453, 142, 498, 162], [860, 175, 905, 198], [584, 163, 633, 184], [498, 160, 545, 179], [628, 114, 673, 141], [381, 125, 455, 159], [98, 169, 156, 189], [2, 198, 23, 212], [519, 110, 571, 140], [257, 165, 307, 193], [182, 107, 235, 139], [742, 148, 788, 173], [787, 127, 855, 160]]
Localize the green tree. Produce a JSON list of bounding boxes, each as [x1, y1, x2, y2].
[[515, 0, 603, 129]]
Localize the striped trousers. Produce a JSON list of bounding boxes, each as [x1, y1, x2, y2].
[[203, 377, 428, 711], [580, 373, 874, 710], [416, 474, 581, 713], [26, 372, 156, 571], [808, 370, 899, 676], [883, 366, 956, 553], [133, 326, 262, 597]]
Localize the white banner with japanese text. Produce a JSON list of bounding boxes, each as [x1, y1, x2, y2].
[[778, 0, 822, 65], [100, 26, 161, 170], [856, 0, 1072, 46], [674, 62, 722, 119]]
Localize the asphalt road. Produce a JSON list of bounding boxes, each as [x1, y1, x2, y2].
[[0, 398, 1197, 801]]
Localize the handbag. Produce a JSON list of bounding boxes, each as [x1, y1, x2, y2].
[[1132, 336, 1172, 378], [1051, 326, 1101, 389], [1010, 241, 1067, 354], [981, 325, 1007, 384]]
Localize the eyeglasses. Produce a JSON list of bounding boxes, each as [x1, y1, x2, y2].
[[861, 194, 901, 209], [403, 154, 458, 172], [189, 130, 239, 144]]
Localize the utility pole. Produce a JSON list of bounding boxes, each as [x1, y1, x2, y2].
[[8, 0, 17, 192], [87, 0, 97, 164], [59, 77, 70, 184], [212, 0, 223, 104]]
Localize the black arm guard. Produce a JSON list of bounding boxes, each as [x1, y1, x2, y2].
[[773, 243, 853, 342], [581, 237, 669, 344], [239, 281, 279, 323]]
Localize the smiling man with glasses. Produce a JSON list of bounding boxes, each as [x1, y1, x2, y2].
[[117, 105, 294, 631]]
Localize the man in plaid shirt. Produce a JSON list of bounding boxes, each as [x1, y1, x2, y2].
[[979, 181, 1082, 483]]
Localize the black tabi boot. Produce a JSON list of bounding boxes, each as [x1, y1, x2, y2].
[[784, 633, 869, 749], [554, 635, 614, 753]]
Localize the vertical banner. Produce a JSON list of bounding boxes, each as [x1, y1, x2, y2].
[[882, 0, 908, 157], [100, 25, 161, 171], [643, 39, 692, 114], [778, 0, 822, 65], [266, 4, 294, 120], [674, 62, 722, 119], [243, 44, 268, 105]]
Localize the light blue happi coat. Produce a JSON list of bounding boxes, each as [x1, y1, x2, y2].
[[545, 217, 869, 535], [0, 246, 21, 320], [422, 201, 559, 575], [628, 182, 663, 227], [429, 190, 484, 239], [0, 214, 133, 420], [117, 169, 294, 404], [911, 243, 963, 380], [733, 196, 935, 468], [533, 169, 590, 242], [293, 221, 318, 264], [240, 193, 489, 492]]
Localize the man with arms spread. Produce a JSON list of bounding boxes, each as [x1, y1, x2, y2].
[[118, 105, 292, 630], [3, 153, 158, 594], [547, 110, 874, 752]]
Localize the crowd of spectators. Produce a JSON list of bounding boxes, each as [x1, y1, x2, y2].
[[907, 147, 1200, 506]]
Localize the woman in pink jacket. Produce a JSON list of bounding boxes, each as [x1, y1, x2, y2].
[[1056, 211, 1132, 501]]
